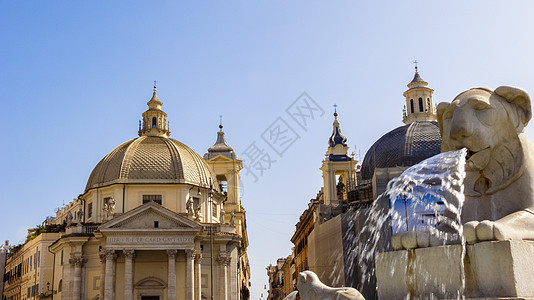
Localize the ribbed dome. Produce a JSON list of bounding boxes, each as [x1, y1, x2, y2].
[[360, 121, 442, 180], [85, 136, 218, 192]]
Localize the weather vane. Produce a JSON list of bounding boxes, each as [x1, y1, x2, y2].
[[333, 104, 338, 113], [414, 60, 419, 71], [219, 115, 223, 129], [154, 80, 157, 88]]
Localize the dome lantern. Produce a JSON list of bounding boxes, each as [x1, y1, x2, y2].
[[138, 83, 171, 138], [402, 64, 437, 124]]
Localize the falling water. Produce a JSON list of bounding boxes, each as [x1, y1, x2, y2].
[[342, 149, 467, 299]]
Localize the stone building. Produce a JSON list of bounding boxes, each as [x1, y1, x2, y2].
[[265, 253, 294, 300], [2, 86, 250, 300]]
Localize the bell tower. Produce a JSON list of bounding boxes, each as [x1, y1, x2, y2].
[[138, 83, 171, 137], [320, 108, 357, 206], [204, 120, 243, 217], [402, 63, 437, 124]]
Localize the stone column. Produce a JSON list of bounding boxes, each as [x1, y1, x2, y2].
[[104, 250, 116, 300], [124, 249, 135, 300], [69, 255, 85, 300], [217, 254, 231, 300], [99, 254, 106, 299], [167, 249, 178, 300], [185, 249, 195, 300], [194, 252, 203, 300]]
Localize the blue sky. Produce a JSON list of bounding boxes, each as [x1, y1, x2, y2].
[[2, 1, 534, 298]]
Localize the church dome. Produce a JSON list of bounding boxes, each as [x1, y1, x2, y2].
[[85, 136, 218, 192], [85, 85, 218, 193], [360, 121, 441, 180]]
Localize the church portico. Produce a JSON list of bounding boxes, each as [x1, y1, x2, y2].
[[98, 246, 199, 300], [95, 201, 202, 300]]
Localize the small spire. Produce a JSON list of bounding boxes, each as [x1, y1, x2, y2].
[[154, 80, 157, 91], [204, 121, 237, 160], [409, 62, 425, 85], [328, 108, 347, 148]]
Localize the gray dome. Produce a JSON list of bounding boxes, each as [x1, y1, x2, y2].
[[360, 121, 442, 180]]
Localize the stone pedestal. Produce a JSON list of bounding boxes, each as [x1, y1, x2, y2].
[[375, 240, 534, 299]]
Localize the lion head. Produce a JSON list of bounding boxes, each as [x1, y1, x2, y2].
[[437, 86, 531, 195]]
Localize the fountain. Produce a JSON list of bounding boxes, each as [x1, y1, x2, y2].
[[284, 85, 534, 299], [376, 86, 534, 299]]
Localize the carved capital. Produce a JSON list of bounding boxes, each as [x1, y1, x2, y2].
[[167, 249, 178, 259], [185, 249, 194, 259], [104, 249, 116, 261], [123, 249, 135, 259], [69, 256, 86, 267], [217, 254, 231, 266], [194, 252, 203, 263]]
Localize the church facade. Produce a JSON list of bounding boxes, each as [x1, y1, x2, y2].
[[1, 87, 250, 300]]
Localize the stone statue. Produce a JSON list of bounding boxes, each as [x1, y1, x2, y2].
[[220, 209, 225, 224], [77, 208, 83, 222], [66, 211, 73, 226], [230, 212, 235, 226], [283, 270, 364, 300], [186, 197, 193, 215], [394, 86, 534, 249], [102, 197, 116, 221], [438, 86, 534, 243]]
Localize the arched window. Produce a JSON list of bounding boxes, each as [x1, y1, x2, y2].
[[410, 99, 414, 113], [419, 98, 424, 112], [152, 117, 157, 128], [427, 98, 431, 111]]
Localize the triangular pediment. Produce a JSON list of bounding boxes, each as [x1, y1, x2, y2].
[[99, 201, 201, 231]]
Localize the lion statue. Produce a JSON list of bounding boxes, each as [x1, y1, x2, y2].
[[393, 86, 534, 249], [283, 270, 365, 300]]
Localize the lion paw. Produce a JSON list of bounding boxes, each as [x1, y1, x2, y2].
[[464, 210, 534, 244], [463, 220, 496, 244], [392, 231, 459, 250]]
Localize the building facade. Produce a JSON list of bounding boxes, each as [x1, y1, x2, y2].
[[2, 86, 250, 300]]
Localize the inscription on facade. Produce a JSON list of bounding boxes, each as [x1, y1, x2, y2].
[[107, 236, 193, 244]]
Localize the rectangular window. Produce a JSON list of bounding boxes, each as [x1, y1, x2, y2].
[[212, 202, 217, 219], [60, 250, 64, 265], [154, 221, 159, 228], [88, 202, 93, 219], [142, 195, 162, 205]]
